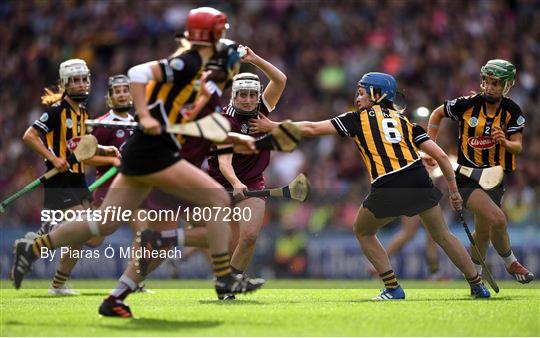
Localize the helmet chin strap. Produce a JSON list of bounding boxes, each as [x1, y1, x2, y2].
[[113, 106, 131, 113], [369, 87, 387, 103], [483, 93, 501, 104], [67, 92, 89, 102]]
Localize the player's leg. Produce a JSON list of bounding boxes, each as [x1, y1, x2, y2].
[[229, 197, 266, 275], [11, 174, 151, 289], [99, 218, 171, 317], [386, 216, 419, 258], [135, 160, 264, 298], [424, 230, 441, 279], [353, 206, 404, 300], [467, 189, 534, 283], [418, 205, 490, 298]]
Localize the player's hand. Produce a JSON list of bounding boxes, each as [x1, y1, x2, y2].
[[422, 154, 437, 167], [449, 190, 463, 211], [112, 157, 122, 167], [232, 182, 248, 201], [52, 156, 70, 172], [99, 145, 120, 158], [238, 45, 258, 64], [139, 115, 161, 135], [228, 133, 258, 155], [248, 113, 278, 134], [491, 126, 507, 145]]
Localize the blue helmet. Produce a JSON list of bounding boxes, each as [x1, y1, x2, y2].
[[358, 72, 397, 102]]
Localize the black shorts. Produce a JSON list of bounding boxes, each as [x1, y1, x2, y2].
[[457, 172, 505, 207], [120, 130, 182, 176], [43, 172, 91, 210], [363, 166, 442, 219]]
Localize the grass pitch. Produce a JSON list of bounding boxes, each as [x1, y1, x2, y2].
[[1, 280, 538, 336]]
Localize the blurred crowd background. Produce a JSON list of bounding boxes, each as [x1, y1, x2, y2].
[[1, 0, 538, 278]]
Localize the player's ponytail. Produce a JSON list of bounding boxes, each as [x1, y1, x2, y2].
[[41, 86, 64, 106]]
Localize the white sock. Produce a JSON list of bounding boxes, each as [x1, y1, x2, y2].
[[176, 228, 185, 247], [501, 250, 517, 268]]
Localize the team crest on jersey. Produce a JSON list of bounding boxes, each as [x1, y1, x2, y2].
[[241, 124, 250, 134], [66, 118, 73, 128], [468, 136, 496, 149], [116, 129, 125, 138], [468, 117, 478, 127], [39, 113, 49, 122], [170, 58, 184, 71], [517, 116, 525, 126]]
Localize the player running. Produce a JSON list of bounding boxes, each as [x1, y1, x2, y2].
[[425, 59, 534, 284], [21, 59, 119, 295], [250, 72, 491, 300], [98, 38, 244, 317], [11, 8, 263, 309]]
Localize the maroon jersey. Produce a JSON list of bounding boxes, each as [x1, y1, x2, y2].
[[91, 111, 134, 187], [179, 81, 222, 168], [207, 99, 273, 186]]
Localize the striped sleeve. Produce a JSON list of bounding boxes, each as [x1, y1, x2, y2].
[[32, 108, 59, 134], [412, 124, 430, 146], [330, 111, 361, 137], [443, 95, 475, 121], [506, 101, 525, 136]]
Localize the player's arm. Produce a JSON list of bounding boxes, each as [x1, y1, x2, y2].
[[419, 139, 462, 211], [427, 105, 446, 141], [217, 147, 247, 199], [492, 127, 522, 155], [240, 46, 286, 109], [249, 113, 337, 137], [84, 154, 120, 167], [22, 125, 69, 172], [127, 61, 163, 135]]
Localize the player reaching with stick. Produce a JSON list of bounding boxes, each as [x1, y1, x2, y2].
[[250, 72, 491, 300]]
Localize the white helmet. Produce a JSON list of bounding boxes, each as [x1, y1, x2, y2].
[[59, 59, 90, 101], [231, 72, 261, 117], [59, 59, 90, 87], [106, 74, 132, 111]]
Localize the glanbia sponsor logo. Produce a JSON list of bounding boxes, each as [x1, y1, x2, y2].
[[468, 136, 496, 149]]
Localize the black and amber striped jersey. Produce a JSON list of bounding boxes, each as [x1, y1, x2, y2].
[[331, 105, 429, 185], [144, 50, 203, 149], [32, 99, 88, 173], [444, 94, 525, 172]]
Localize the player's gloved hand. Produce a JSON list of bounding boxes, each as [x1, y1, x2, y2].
[[139, 115, 161, 135], [449, 190, 463, 211], [51, 156, 70, 172], [248, 113, 278, 134]]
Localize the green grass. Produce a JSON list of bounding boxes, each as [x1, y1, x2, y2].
[[1, 280, 538, 336]]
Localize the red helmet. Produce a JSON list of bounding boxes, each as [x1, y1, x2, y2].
[[186, 7, 229, 45]]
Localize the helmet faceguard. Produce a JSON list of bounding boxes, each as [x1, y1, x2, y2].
[[231, 72, 262, 118], [59, 59, 91, 102], [185, 7, 229, 46], [106, 75, 133, 112], [205, 38, 241, 86], [358, 72, 397, 103], [480, 59, 516, 101]]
